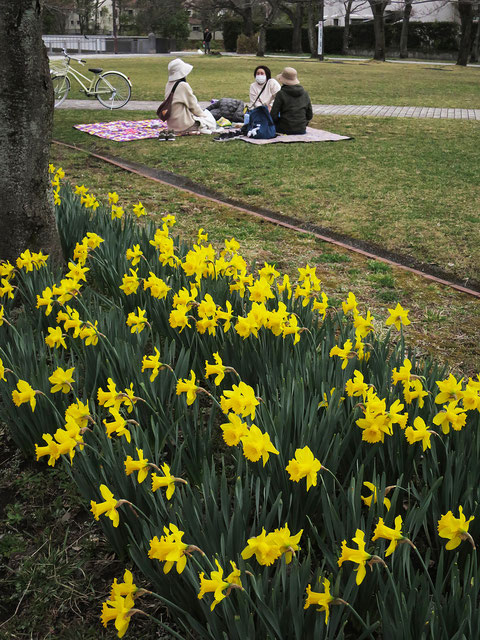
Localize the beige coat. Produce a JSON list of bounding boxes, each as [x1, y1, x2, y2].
[[164, 81, 205, 133], [249, 78, 281, 109]]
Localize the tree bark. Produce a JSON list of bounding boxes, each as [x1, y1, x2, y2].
[[457, 0, 473, 65], [342, 0, 353, 54], [0, 0, 61, 265], [368, 0, 388, 61], [307, 0, 318, 57], [399, 0, 412, 58]]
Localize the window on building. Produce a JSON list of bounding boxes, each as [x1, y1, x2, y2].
[[333, 18, 339, 25], [192, 25, 201, 31]]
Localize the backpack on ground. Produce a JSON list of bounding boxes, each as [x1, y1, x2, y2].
[[244, 105, 276, 139]]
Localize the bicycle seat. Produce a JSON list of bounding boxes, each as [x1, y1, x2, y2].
[[88, 68, 103, 74]]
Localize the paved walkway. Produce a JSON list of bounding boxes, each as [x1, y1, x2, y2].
[[60, 99, 480, 120]]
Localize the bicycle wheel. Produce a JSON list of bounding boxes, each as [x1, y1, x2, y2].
[[95, 72, 131, 109], [52, 75, 70, 107]]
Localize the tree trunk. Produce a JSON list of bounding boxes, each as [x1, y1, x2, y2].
[[368, 0, 387, 61], [307, 0, 318, 58], [0, 0, 61, 265], [343, 0, 353, 54], [257, 26, 266, 56], [457, 0, 473, 65], [399, 0, 412, 58], [291, 3, 304, 53], [243, 5, 254, 36]]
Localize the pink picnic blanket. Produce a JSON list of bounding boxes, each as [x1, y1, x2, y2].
[[74, 119, 167, 141], [239, 127, 351, 144]]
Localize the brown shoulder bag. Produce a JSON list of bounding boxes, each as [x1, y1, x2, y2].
[[156, 80, 183, 121]]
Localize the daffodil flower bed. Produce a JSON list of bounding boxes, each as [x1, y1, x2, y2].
[[0, 167, 479, 639]]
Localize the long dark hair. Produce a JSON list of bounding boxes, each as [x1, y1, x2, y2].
[[253, 65, 271, 80]]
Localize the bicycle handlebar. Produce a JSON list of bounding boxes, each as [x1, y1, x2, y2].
[[61, 48, 86, 64]]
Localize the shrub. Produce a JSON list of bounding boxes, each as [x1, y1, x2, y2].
[[237, 33, 258, 54]]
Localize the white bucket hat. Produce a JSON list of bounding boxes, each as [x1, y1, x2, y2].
[[168, 58, 193, 82]]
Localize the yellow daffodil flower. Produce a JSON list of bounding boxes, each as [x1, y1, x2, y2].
[[12, 379, 37, 411], [286, 446, 322, 491], [110, 569, 137, 599], [385, 303, 411, 331], [141, 347, 163, 382], [405, 417, 433, 450], [240, 424, 279, 466], [126, 307, 148, 334], [124, 448, 150, 483], [133, 201, 147, 217], [91, 484, 120, 527], [198, 559, 242, 611], [433, 401, 467, 434], [361, 481, 391, 510], [49, 366, 75, 394], [220, 381, 259, 420], [435, 374, 464, 404], [126, 244, 143, 266], [338, 529, 372, 585], [144, 272, 170, 299], [220, 413, 249, 446], [176, 370, 199, 405], [438, 506, 475, 550], [101, 593, 135, 638], [372, 516, 406, 556], [304, 578, 335, 624], [148, 524, 190, 574]]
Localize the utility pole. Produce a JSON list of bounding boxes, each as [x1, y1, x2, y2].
[[317, 0, 324, 60]]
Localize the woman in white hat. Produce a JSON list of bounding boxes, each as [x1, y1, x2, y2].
[[164, 58, 215, 134], [270, 67, 313, 135]]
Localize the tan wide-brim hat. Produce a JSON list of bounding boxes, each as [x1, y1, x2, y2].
[[276, 67, 300, 85], [168, 58, 193, 82]]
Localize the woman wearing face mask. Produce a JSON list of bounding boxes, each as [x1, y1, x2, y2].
[[249, 65, 281, 110]]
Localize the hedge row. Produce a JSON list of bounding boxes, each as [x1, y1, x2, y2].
[[222, 19, 460, 54]]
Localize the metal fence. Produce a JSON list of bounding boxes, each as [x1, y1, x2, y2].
[[42, 35, 173, 54]]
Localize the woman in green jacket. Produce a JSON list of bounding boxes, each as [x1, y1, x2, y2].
[[270, 67, 313, 135]]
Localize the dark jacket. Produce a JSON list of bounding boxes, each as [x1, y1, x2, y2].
[[206, 98, 245, 123], [270, 84, 313, 134], [203, 30, 212, 42]]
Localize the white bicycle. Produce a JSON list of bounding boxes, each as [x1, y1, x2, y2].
[[50, 49, 132, 109]]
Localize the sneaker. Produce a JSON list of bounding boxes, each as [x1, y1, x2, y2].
[[166, 129, 177, 140], [157, 131, 167, 141]]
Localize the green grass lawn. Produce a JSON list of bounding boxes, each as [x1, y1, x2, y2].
[[53, 109, 480, 283], [52, 55, 480, 107]]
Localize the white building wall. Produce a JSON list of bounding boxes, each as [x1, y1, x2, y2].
[[324, 0, 459, 26]]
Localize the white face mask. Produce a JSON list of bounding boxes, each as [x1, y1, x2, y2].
[[255, 75, 267, 85]]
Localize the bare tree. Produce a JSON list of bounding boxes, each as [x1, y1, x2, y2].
[[0, 0, 60, 265]]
